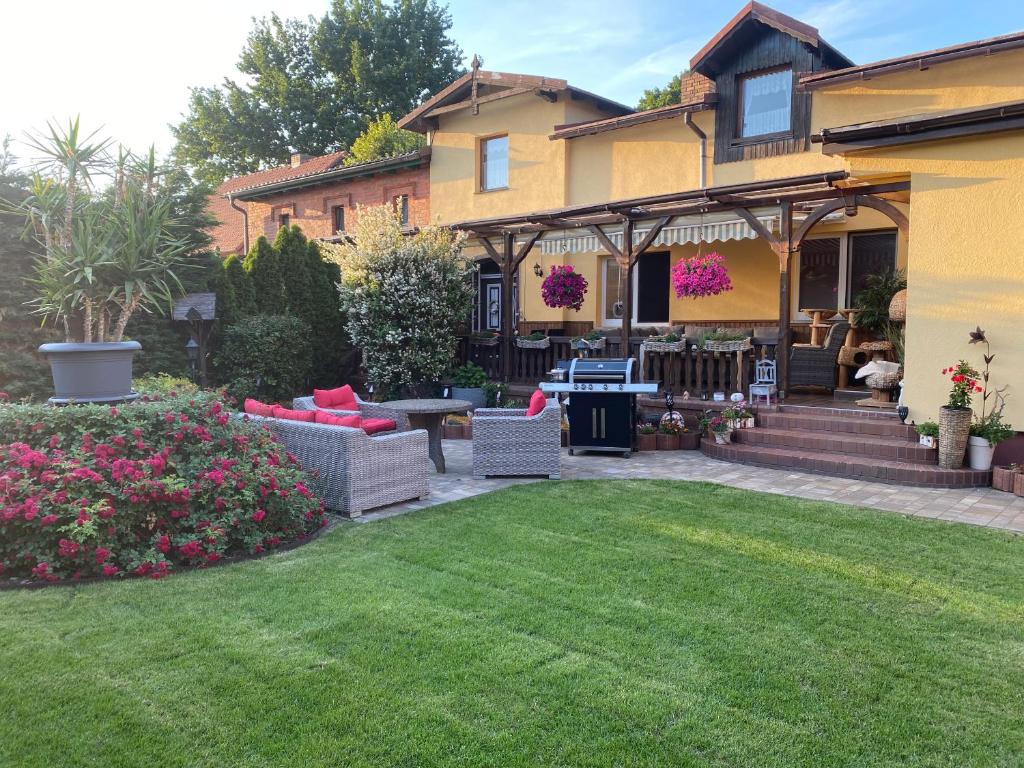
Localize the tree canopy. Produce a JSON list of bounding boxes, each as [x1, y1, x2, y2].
[[172, 0, 463, 187], [344, 114, 424, 166], [636, 72, 684, 111]]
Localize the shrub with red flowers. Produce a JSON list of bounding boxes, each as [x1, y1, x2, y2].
[[942, 360, 982, 410], [0, 393, 326, 583], [671, 252, 733, 299], [541, 265, 588, 312]]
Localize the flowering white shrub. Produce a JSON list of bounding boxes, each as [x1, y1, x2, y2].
[[321, 206, 473, 398]]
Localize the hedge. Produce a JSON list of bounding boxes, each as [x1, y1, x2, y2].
[[0, 393, 326, 583]]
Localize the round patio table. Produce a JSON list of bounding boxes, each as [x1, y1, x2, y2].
[[379, 398, 472, 474]]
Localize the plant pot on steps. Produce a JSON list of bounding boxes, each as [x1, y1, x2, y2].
[[967, 436, 995, 471], [713, 431, 732, 445], [637, 432, 657, 451], [938, 406, 972, 469], [38, 342, 141, 405], [452, 386, 486, 410]]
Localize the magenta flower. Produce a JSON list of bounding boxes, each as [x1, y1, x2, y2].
[[671, 252, 733, 299], [541, 265, 589, 312]]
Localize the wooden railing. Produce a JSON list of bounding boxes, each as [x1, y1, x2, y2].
[[460, 336, 778, 394]]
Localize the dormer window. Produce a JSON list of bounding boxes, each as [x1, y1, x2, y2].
[[738, 67, 793, 138]]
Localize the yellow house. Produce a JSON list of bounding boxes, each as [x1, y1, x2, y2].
[[399, 2, 1024, 433]]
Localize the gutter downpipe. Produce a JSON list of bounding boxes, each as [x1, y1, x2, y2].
[[228, 193, 250, 255], [684, 111, 707, 189]]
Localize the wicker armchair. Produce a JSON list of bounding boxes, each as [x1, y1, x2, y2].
[[789, 319, 850, 391], [472, 402, 562, 479], [245, 414, 429, 517], [292, 394, 410, 431]]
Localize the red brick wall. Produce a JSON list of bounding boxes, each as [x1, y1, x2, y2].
[[207, 193, 247, 256], [680, 71, 715, 102], [244, 164, 431, 246]]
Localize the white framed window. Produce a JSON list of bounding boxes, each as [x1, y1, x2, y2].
[[738, 67, 793, 138], [794, 230, 897, 319], [479, 134, 509, 191]]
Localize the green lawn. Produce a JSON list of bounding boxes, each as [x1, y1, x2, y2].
[[2, 481, 1022, 767]]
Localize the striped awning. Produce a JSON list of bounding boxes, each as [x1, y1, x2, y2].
[[538, 214, 778, 255]]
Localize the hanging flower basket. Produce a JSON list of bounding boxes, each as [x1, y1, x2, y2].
[[704, 338, 751, 353], [516, 336, 551, 349], [541, 265, 588, 311], [671, 252, 733, 299]]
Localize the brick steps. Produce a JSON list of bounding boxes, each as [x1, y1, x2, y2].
[[700, 405, 990, 488], [702, 440, 991, 488], [735, 427, 938, 465]]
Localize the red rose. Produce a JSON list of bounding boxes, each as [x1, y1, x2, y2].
[[58, 539, 81, 558], [179, 540, 201, 558], [102, 564, 119, 577], [94, 547, 110, 564], [39, 514, 58, 526], [156, 535, 171, 554]]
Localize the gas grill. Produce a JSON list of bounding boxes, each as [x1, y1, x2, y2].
[[540, 358, 657, 456]]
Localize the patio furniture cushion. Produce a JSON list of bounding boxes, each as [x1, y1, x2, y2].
[[526, 389, 547, 417], [313, 385, 358, 411], [272, 406, 317, 422], [244, 398, 275, 417], [314, 411, 361, 429], [361, 417, 398, 436]]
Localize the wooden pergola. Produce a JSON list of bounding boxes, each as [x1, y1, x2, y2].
[[452, 171, 910, 394]]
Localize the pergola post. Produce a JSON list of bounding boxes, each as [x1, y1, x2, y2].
[[777, 202, 794, 399], [499, 232, 515, 382], [620, 219, 635, 355]]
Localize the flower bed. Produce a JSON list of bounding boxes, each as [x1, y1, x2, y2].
[[0, 393, 326, 584]]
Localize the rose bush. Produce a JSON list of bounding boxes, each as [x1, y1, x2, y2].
[[0, 393, 326, 583]]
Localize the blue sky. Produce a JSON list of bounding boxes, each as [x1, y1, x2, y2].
[[2, 0, 1022, 158]]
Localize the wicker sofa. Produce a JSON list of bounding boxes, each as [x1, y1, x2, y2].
[[245, 414, 429, 517], [292, 394, 410, 431], [789, 319, 850, 391], [472, 401, 561, 479]]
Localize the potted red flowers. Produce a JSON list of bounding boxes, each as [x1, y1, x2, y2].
[[541, 265, 588, 311], [938, 360, 982, 469]]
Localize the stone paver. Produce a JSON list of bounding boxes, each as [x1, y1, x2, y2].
[[356, 441, 1024, 532]]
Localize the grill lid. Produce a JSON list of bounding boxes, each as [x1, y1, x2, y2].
[[569, 358, 635, 383]]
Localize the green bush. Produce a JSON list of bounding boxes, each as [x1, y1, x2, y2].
[[482, 381, 508, 408], [218, 315, 312, 403], [453, 363, 487, 388], [915, 421, 939, 438], [0, 394, 326, 582], [244, 236, 288, 314], [133, 374, 200, 397]]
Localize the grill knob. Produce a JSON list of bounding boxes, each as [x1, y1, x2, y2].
[[588, 384, 593, 390], [603, 384, 608, 391], [619, 384, 623, 390]]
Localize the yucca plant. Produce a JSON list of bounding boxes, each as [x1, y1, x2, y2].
[[854, 268, 907, 334]]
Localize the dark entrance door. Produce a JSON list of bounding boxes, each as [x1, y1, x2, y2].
[[636, 251, 670, 324]]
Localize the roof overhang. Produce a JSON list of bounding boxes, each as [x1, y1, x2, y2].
[[799, 30, 1024, 90], [815, 100, 1024, 155], [227, 149, 431, 200], [549, 95, 717, 140]]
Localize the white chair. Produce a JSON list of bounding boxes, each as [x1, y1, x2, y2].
[[749, 359, 778, 408]]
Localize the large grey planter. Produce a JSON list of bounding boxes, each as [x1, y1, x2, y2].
[[452, 386, 486, 410], [38, 341, 141, 404]]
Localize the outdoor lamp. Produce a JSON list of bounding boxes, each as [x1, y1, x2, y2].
[[185, 338, 199, 380], [533, 262, 543, 277]]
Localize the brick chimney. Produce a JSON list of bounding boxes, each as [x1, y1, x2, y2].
[[680, 71, 715, 103], [290, 152, 313, 168]]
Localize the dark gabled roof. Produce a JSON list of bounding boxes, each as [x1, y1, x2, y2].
[[173, 293, 217, 322], [814, 100, 1024, 155], [799, 30, 1024, 89], [549, 94, 717, 140], [690, 1, 853, 76], [216, 151, 348, 198], [397, 70, 631, 133], [227, 148, 431, 200]]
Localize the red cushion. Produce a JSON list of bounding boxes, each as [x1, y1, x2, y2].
[[313, 385, 358, 411], [360, 418, 398, 436], [526, 389, 547, 417], [271, 406, 316, 422], [244, 398, 275, 417], [314, 411, 361, 428]]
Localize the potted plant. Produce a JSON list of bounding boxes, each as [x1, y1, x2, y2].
[[571, 329, 606, 351], [915, 421, 939, 449], [678, 425, 701, 450], [541, 264, 588, 312], [965, 327, 1014, 471], [938, 360, 981, 469], [452, 362, 488, 409], [637, 423, 657, 451], [656, 419, 682, 450], [641, 332, 686, 353], [722, 400, 753, 429], [708, 415, 732, 445], [4, 121, 191, 403], [701, 329, 751, 353], [516, 331, 551, 349], [470, 330, 500, 346]]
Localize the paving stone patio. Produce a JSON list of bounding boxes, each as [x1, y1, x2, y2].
[[356, 440, 1024, 532]]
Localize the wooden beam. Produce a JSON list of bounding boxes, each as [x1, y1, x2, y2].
[[777, 202, 794, 400], [620, 220, 635, 355], [425, 87, 535, 118], [499, 233, 515, 382], [854, 194, 910, 235], [512, 232, 542, 269], [478, 237, 503, 264], [793, 198, 846, 245], [588, 224, 626, 262], [630, 216, 672, 258], [733, 207, 781, 245]]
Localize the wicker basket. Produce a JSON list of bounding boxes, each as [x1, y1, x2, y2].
[[470, 335, 500, 347], [516, 336, 551, 350], [575, 337, 606, 351], [704, 338, 751, 353], [992, 465, 1018, 493], [889, 289, 907, 323], [938, 406, 972, 469], [642, 339, 687, 353], [838, 345, 869, 367], [865, 371, 902, 391]]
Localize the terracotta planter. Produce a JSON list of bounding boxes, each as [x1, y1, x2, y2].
[[992, 466, 1018, 493], [678, 431, 701, 450], [938, 406, 972, 469], [656, 433, 680, 450], [637, 432, 657, 451], [1015, 472, 1024, 498]]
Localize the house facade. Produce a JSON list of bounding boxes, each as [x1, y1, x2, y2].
[[399, 1, 1024, 427], [208, 148, 431, 256]]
